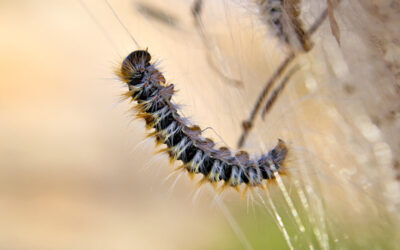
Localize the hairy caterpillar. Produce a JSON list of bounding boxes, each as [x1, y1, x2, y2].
[[118, 50, 288, 190], [94, 1, 400, 249], [1, 1, 399, 250]]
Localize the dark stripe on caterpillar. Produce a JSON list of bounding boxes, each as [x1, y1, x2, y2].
[[118, 50, 288, 188]]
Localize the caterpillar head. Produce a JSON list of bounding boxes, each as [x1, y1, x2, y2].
[[119, 50, 152, 82]]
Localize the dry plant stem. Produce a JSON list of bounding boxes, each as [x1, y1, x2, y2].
[[237, 6, 331, 148], [238, 52, 295, 148], [261, 66, 300, 118], [284, 0, 312, 52]]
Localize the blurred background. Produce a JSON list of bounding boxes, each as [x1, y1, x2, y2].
[[1, 0, 399, 249]]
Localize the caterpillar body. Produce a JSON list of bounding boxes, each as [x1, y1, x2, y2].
[[118, 50, 288, 189]]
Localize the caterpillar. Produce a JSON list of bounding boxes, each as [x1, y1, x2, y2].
[[118, 50, 288, 190]]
